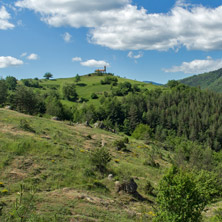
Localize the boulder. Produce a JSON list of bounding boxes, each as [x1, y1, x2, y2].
[[94, 121, 105, 129], [51, 116, 60, 121], [115, 178, 138, 194], [108, 174, 113, 180]]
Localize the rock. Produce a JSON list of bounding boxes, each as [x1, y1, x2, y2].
[[115, 178, 138, 194], [115, 181, 121, 192], [84, 121, 90, 126], [5, 106, 11, 110], [108, 174, 113, 180], [101, 140, 106, 147], [94, 121, 105, 129], [51, 116, 60, 121]]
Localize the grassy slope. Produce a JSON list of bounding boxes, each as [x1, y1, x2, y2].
[[0, 108, 171, 221], [0, 109, 221, 221], [180, 68, 222, 93]]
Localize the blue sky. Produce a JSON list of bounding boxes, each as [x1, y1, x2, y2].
[[0, 0, 222, 83]]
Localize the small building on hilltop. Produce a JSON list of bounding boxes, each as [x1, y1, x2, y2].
[[95, 66, 106, 74]]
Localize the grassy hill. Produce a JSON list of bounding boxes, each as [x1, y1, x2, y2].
[[0, 108, 221, 221], [1, 74, 222, 221], [179, 68, 222, 93], [0, 108, 170, 221]]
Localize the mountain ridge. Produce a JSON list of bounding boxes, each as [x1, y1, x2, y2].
[[179, 68, 222, 92]]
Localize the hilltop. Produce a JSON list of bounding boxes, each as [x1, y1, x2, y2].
[[180, 68, 222, 93]]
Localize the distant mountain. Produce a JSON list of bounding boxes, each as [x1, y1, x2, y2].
[[143, 81, 162, 86], [180, 68, 222, 93]]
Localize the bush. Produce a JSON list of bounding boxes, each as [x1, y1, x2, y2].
[[143, 155, 160, 168], [132, 124, 152, 140], [61, 83, 78, 102], [90, 148, 111, 173], [123, 137, 129, 144], [144, 180, 154, 195], [113, 139, 126, 151], [154, 166, 215, 222], [91, 93, 98, 99], [19, 119, 35, 133], [101, 76, 118, 85]]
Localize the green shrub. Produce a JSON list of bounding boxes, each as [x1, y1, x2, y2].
[[91, 93, 98, 99], [113, 139, 126, 151], [143, 155, 160, 168], [90, 148, 111, 173], [19, 119, 35, 133], [144, 180, 154, 195], [154, 166, 215, 222], [101, 76, 118, 85], [132, 124, 152, 140], [123, 137, 129, 144]]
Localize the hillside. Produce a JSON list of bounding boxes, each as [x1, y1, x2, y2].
[[0, 108, 170, 221], [0, 74, 222, 221], [0, 108, 221, 221], [180, 68, 222, 93]]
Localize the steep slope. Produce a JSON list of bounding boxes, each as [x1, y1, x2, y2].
[[180, 68, 222, 92]]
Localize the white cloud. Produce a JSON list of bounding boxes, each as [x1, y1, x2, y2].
[[72, 57, 82, 62], [15, 0, 222, 51], [63, 32, 72, 43], [0, 6, 14, 30], [27, 53, 38, 60], [80, 59, 110, 67], [128, 51, 143, 59], [163, 57, 222, 74], [20, 52, 27, 57], [0, 56, 24, 68]]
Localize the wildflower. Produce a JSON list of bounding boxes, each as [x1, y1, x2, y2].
[[147, 211, 156, 217], [1, 189, 8, 194]]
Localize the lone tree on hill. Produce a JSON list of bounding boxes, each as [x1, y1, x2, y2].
[[44, 72, 53, 80], [75, 74, 81, 82]]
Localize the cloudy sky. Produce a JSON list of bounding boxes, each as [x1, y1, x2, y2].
[[0, 0, 222, 83]]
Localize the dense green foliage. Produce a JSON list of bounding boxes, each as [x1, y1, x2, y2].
[[5, 76, 17, 90], [0, 79, 7, 105], [61, 83, 78, 102], [180, 68, 222, 93], [90, 147, 111, 173], [154, 166, 219, 222]]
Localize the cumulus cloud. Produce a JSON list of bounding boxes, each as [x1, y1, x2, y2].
[[63, 32, 72, 43], [0, 6, 14, 30], [27, 53, 38, 60], [0, 56, 24, 68], [163, 57, 222, 74], [72, 57, 82, 62], [128, 51, 143, 59], [15, 0, 222, 51], [80, 59, 110, 67]]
